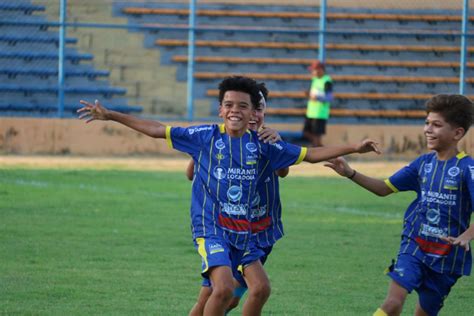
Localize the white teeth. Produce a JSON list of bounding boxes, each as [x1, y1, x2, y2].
[[229, 117, 241, 121]]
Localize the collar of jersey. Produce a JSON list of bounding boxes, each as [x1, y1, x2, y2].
[[219, 124, 252, 135]]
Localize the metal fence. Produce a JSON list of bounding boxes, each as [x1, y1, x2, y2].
[[0, 0, 471, 121]]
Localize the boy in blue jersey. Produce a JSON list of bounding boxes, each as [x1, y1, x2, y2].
[[325, 94, 474, 316], [187, 84, 289, 316], [78, 75, 380, 316]]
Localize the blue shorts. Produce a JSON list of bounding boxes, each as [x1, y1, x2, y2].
[[195, 236, 246, 281], [200, 240, 272, 289], [387, 254, 460, 315]]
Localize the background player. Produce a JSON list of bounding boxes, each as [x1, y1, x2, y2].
[[325, 94, 474, 316]]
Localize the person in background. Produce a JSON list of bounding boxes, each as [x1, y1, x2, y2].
[[303, 60, 333, 147], [325, 94, 474, 316]]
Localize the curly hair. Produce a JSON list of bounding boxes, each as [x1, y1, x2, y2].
[[218, 76, 261, 108]]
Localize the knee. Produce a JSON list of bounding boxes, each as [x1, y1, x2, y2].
[[382, 296, 404, 315], [249, 281, 271, 302], [212, 284, 234, 304]]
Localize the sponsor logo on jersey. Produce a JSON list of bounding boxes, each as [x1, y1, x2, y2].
[[213, 166, 227, 180], [271, 142, 283, 151], [227, 168, 256, 180], [426, 208, 440, 225], [209, 242, 225, 254], [188, 126, 212, 135], [227, 185, 242, 202], [220, 202, 248, 216], [447, 166, 460, 177], [421, 190, 457, 206], [469, 165, 474, 180], [420, 223, 448, 239], [246, 142, 257, 153]]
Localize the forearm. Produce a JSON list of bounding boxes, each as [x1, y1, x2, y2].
[[304, 145, 358, 163], [349, 170, 393, 196], [107, 110, 165, 138]]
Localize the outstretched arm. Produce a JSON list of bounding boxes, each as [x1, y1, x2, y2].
[[442, 224, 474, 251], [303, 139, 381, 163], [186, 159, 194, 181], [325, 157, 393, 196], [77, 100, 166, 138]]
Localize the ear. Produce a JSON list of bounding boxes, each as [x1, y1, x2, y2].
[[218, 105, 223, 118], [454, 126, 466, 141]]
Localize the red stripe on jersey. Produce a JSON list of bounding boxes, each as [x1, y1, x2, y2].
[[218, 214, 250, 232], [415, 237, 452, 256], [251, 216, 272, 233]]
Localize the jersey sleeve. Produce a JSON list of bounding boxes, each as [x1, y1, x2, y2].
[[165, 125, 213, 155], [264, 141, 307, 171], [385, 155, 424, 193]]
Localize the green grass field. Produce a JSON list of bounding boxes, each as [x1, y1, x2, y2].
[[1, 168, 473, 315]]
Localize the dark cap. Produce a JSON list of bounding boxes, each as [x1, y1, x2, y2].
[[308, 60, 325, 71]]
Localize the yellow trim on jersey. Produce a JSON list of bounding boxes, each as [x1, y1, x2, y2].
[[196, 238, 209, 273], [295, 147, 307, 165], [384, 179, 399, 193], [219, 124, 225, 133], [165, 126, 173, 149], [457, 151, 467, 159]]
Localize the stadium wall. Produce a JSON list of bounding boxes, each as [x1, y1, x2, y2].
[[1, 117, 473, 159]]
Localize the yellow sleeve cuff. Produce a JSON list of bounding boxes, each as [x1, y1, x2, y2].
[[295, 147, 307, 165], [384, 179, 399, 193], [165, 126, 173, 149]]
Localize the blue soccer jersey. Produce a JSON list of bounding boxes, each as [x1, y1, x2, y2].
[[385, 151, 474, 276], [166, 124, 305, 250], [249, 162, 284, 248]]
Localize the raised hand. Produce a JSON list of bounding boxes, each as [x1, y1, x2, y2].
[[77, 100, 109, 123], [258, 125, 282, 144], [324, 157, 352, 177], [356, 139, 381, 154]]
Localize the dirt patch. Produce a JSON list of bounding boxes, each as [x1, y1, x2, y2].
[[0, 155, 407, 178]]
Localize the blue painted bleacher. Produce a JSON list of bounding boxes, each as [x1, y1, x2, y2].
[[115, 1, 473, 124], [0, 0, 141, 117]]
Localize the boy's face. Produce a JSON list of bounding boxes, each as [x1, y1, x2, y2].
[[248, 98, 266, 131], [424, 112, 464, 152], [219, 90, 255, 137]]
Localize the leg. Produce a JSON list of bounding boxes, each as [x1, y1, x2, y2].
[[189, 286, 212, 316], [414, 302, 429, 316], [241, 261, 271, 316], [204, 266, 234, 316], [226, 278, 246, 312], [378, 280, 408, 316]]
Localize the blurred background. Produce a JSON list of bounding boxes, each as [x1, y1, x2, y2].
[[0, 0, 472, 159]]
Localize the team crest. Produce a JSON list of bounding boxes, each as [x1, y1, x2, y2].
[[215, 139, 226, 150], [424, 163, 433, 173], [426, 208, 440, 225], [447, 166, 460, 177]]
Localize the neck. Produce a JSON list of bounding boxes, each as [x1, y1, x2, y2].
[[436, 147, 459, 161]]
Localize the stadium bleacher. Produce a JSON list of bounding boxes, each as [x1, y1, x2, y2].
[[114, 1, 473, 123], [0, 0, 141, 117]]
